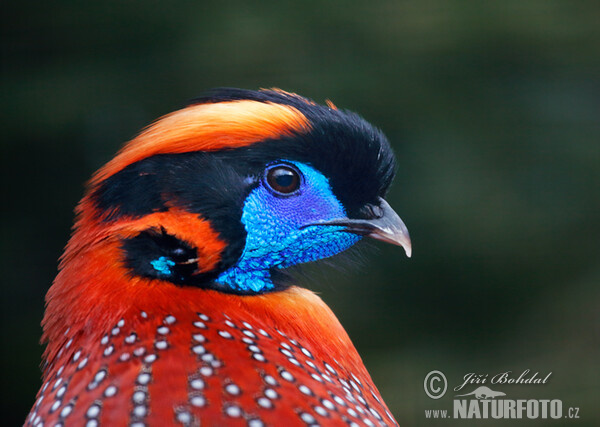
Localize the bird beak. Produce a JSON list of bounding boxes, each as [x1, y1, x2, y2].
[[306, 197, 412, 258]]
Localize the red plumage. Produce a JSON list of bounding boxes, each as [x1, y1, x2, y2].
[[27, 89, 406, 426]]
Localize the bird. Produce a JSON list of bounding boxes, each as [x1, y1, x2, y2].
[[26, 88, 411, 427]]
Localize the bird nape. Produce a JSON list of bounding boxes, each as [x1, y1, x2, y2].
[[27, 88, 411, 427]]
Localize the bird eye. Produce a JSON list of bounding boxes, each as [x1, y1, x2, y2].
[[265, 164, 301, 195]]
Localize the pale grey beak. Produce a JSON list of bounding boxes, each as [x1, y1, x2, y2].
[[306, 197, 412, 257]]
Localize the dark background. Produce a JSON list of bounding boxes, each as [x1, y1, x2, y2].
[[2, 1, 598, 425]]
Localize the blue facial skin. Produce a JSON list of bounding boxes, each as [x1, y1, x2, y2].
[[216, 161, 361, 293]]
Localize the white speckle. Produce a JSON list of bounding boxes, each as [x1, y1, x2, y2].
[[64, 328, 70, 336], [51, 400, 61, 412], [103, 345, 114, 356], [243, 330, 257, 339], [94, 370, 107, 383], [131, 423, 146, 427], [225, 383, 241, 395], [242, 321, 253, 329], [73, 350, 81, 362], [225, 319, 236, 328], [137, 373, 151, 385], [154, 340, 168, 350], [144, 354, 157, 364], [133, 390, 146, 404], [310, 373, 323, 383], [104, 385, 117, 397], [324, 362, 337, 376], [101, 335, 109, 345], [357, 395, 366, 405], [120, 352, 131, 362], [289, 358, 301, 367], [42, 381, 49, 392], [347, 407, 358, 417], [281, 342, 292, 351], [298, 384, 312, 395], [306, 360, 317, 370], [370, 389, 381, 403], [201, 353, 215, 362], [192, 345, 205, 355], [133, 405, 147, 418], [252, 353, 266, 362], [280, 348, 293, 358], [35, 395, 44, 408], [86, 420, 99, 427], [258, 329, 270, 337], [176, 411, 192, 424], [355, 405, 365, 414], [264, 388, 278, 399], [300, 412, 316, 424], [125, 334, 137, 344], [65, 338, 73, 349], [321, 399, 335, 410], [350, 380, 360, 392], [363, 418, 375, 427], [386, 409, 395, 421], [86, 404, 101, 418], [134, 347, 146, 356], [190, 395, 205, 407], [140, 311, 148, 319], [257, 397, 272, 408], [322, 374, 334, 383], [60, 404, 73, 418], [218, 330, 233, 339], [242, 337, 254, 345], [164, 315, 176, 324], [280, 370, 294, 382], [193, 321, 206, 329], [197, 313, 209, 321], [117, 319, 125, 327], [111, 327, 120, 336], [157, 326, 169, 335], [56, 365, 64, 377], [314, 405, 328, 417], [192, 333, 205, 343], [53, 378, 63, 390], [332, 394, 346, 406], [211, 359, 221, 368], [370, 408, 382, 420], [248, 419, 265, 427], [56, 385, 66, 399], [264, 375, 277, 386], [248, 345, 261, 353], [190, 378, 204, 390], [300, 347, 313, 359], [200, 366, 213, 376], [225, 405, 242, 417], [289, 338, 298, 346]]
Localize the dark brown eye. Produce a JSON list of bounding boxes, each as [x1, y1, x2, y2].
[[265, 165, 301, 195]]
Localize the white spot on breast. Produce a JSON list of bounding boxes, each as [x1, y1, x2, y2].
[[310, 373, 323, 383], [347, 407, 358, 418], [257, 397, 272, 409], [225, 319, 236, 328], [190, 394, 205, 407], [242, 321, 253, 329], [299, 412, 316, 424], [193, 321, 206, 329], [192, 345, 205, 355], [111, 327, 120, 336], [65, 338, 73, 349], [137, 373, 151, 386], [225, 383, 241, 395], [143, 354, 157, 364], [103, 345, 114, 356], [117, 319, 125, 327], [280, 369, 294, 382], [314, 405, 328, 417], [60, 403, 73, 418], [225, 405, 242, 417], [197, 313, 210, 321], [125, 333, 137, 344], [157, 326, 169, 335], [363, 418, 375, 427], [132, 390, 146, 404], [200, 366, 213, 376], [134, 347, 146, 357], [252, 353, 266, 362], [50, 400, 61, 413], [154, 340, 168, 350], [298, 384, 312, 395], [243, 330, 257, 339], [263, 374, 278, 386], [56, 385, 66, 399], [192, 333, 206, 343], [176, 411, 192, 424], [218, 330, 233, 339], [133, 405, 147, 418], [104, 385, 117, 397], [190, 378, 205, 390], [300, 347, 313, 359], [86, 419, 99, 427], [248, 419, 265, 427], [140, 311, 148, 319], [264, 388, 278, 399], [119, 352, 131, 362], [101, 335, 109, 345], [73, 350, 81, 362], [280, 348, 293, 358], [164, 315, 176, 324], [86, 404, 101, 418]]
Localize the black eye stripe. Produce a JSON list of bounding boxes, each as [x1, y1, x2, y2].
[[265, 164, 301, 195]]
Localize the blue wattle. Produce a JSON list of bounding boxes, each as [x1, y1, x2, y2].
[[215, 162, 361, 293], [150, 256, 176, 275]]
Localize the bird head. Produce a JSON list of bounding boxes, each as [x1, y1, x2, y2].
[[44, 88, 410, 343]]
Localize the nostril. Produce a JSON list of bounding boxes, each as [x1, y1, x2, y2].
[[360, 203, 383, 220]]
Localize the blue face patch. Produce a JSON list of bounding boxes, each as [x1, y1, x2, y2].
[[216, 161, 361, 293]]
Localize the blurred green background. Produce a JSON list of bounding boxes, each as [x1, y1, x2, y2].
[[1, 1, 598, 425]]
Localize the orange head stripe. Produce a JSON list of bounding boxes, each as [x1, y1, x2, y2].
[[110, 209, 226, 273], [92, 100, 311, 184]]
